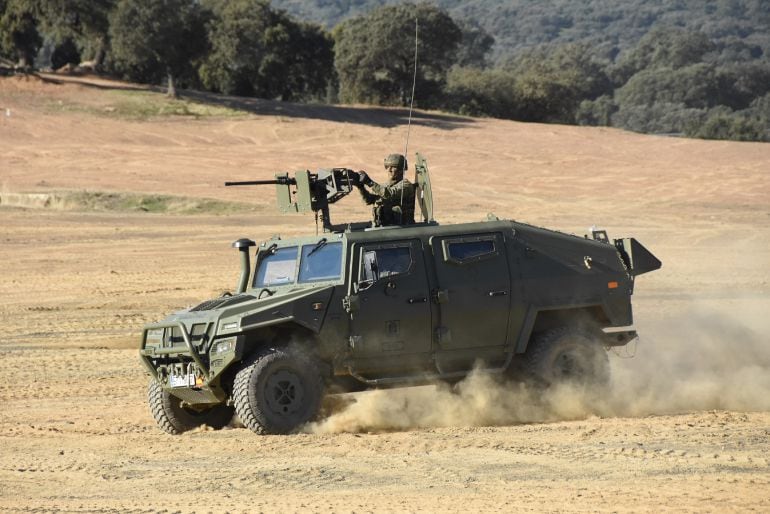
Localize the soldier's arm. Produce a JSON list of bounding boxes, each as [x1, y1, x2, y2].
[[357, 184, 379, 205], [370, 179, 413, 200]]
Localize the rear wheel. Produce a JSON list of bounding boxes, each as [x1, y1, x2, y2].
[[233, 347, 324, 435], [523, 327, 610, 388], [147, 380, 233, 435]]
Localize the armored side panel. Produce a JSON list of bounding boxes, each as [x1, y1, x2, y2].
[[295, 170, 313, 213], [275, 173, 296, 213], [414, 153, 434, 223]]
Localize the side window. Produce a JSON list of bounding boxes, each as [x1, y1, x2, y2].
[[360, 246, 412, 286], [443, 236, 498, 264]]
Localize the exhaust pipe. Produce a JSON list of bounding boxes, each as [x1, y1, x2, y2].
[[232, 238, 256, 293]]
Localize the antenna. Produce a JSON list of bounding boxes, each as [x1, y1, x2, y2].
[[401, 17, 418, 213], [403, 17, 418, 158]]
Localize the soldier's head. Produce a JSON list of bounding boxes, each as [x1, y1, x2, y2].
[[384, 153, 407, 181]]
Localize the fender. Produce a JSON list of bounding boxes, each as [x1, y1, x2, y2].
[[237, 286, 336, 334]]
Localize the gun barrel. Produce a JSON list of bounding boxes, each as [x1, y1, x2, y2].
[[224, 178, 295, 186]]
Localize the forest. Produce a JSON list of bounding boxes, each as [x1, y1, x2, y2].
[[1, 0, 768, 141]]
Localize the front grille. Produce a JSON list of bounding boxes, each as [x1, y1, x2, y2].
[[190, 294, 255, 312], [163, 324, 211, 351]]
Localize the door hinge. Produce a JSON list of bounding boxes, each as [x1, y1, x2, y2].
[[342, 295, 360, 313], [435, 326, 451, 344], [432, 289, 449, 304]]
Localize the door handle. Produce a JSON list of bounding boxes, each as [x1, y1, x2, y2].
[[408, 297, 427, 304], [488, 290, 507, 297]]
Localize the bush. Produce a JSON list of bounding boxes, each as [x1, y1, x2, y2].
[[576, 95, 617, 126], [611, 102, 708, 134], [687, 110, 769, 142]]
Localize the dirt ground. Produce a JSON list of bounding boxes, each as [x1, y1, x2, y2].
[[1, 74, 769, 512]]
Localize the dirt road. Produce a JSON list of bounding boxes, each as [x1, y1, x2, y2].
[[1, 74, 769, 512]]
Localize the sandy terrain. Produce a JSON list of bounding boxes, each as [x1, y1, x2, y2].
[[1, 74, 769, 512]]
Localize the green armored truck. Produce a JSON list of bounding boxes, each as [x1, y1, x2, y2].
[[140, 154, 661, 435]]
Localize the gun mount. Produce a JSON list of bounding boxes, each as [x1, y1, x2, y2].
[[226, 168, 362, 232], [226, 152, 435, 233]]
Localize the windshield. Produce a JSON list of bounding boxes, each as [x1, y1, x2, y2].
[[254, 246, 297, 287], [298, 242, 343, 283], [254, 242, 343, 288]]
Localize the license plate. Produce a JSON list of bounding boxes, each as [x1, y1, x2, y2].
[[169, 373, 195, 387]]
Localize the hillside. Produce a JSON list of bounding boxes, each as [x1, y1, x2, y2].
[[1, 73, 769, 512], [272, 0, 770, 61]]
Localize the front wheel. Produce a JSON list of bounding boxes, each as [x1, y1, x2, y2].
[[233, 347, 324, 435], [523, 327, 610, 389], [147, 380, 234, 435]]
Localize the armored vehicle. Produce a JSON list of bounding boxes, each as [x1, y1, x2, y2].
[[140, 154, 661, 435]]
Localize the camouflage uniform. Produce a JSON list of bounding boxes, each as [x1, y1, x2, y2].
[[358, 154, 416, 227]]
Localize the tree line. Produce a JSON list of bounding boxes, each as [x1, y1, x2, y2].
[[1, 0, 767, 142]]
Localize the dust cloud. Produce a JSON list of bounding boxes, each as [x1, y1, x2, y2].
[[607, 302, 770, 416], [307, 303, 770, 434]]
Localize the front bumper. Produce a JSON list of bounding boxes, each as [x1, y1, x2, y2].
[[140, 320, 232, 405]]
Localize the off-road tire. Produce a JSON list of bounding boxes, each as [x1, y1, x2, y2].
[[523, 327, 610, 388], [147, 379, 234, 435], [233, 347, 324, 435]]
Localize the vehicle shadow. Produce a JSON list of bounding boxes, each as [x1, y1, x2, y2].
[[181, 89, 474, 130]]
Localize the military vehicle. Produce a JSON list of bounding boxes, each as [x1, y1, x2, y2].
[[140, 154, 661, 435]]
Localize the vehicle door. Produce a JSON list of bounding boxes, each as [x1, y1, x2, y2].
[[430, 232, 511, 350], [348, 239, 432, 359]]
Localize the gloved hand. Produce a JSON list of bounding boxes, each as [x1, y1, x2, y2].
[[358, 171, 373, 187]]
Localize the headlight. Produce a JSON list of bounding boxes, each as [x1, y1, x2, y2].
[[212, 338, 236, 354]]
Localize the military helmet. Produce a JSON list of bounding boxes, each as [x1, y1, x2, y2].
[[384, 153, 408, 171]]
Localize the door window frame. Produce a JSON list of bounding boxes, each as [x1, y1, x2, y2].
[[355, 241, 416, 291]]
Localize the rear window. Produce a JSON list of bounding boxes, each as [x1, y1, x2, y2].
[[446, 240, 495, 262]]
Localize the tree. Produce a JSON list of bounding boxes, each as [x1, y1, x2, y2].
[[455, 19, 495, 68], [612, 27, 715, 84], [272, 20, 335, 101], [687, 110, 768, 142], [333, 3, 462, 107], [0, 0, 42, 68], [109, 0, 208, 96], [37, 0, 116, 69], [576, 95, 617, 126], [614, 63, 720, 110], [504, 43, 613, 123], [444, 66, 518, 118], [200, 0, 334, 101]]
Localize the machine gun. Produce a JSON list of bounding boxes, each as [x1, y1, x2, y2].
[[225, 168, 362, 233]]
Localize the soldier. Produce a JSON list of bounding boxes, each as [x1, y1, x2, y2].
[[356, 153, 416, 226]]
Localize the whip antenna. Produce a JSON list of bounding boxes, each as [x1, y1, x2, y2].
[[401, 17, 418, 213], [403, 17, 418, 158]]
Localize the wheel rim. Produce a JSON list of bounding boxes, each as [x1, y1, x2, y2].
[[552, 348, 590, 382], [264, 369, 305, 416]]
